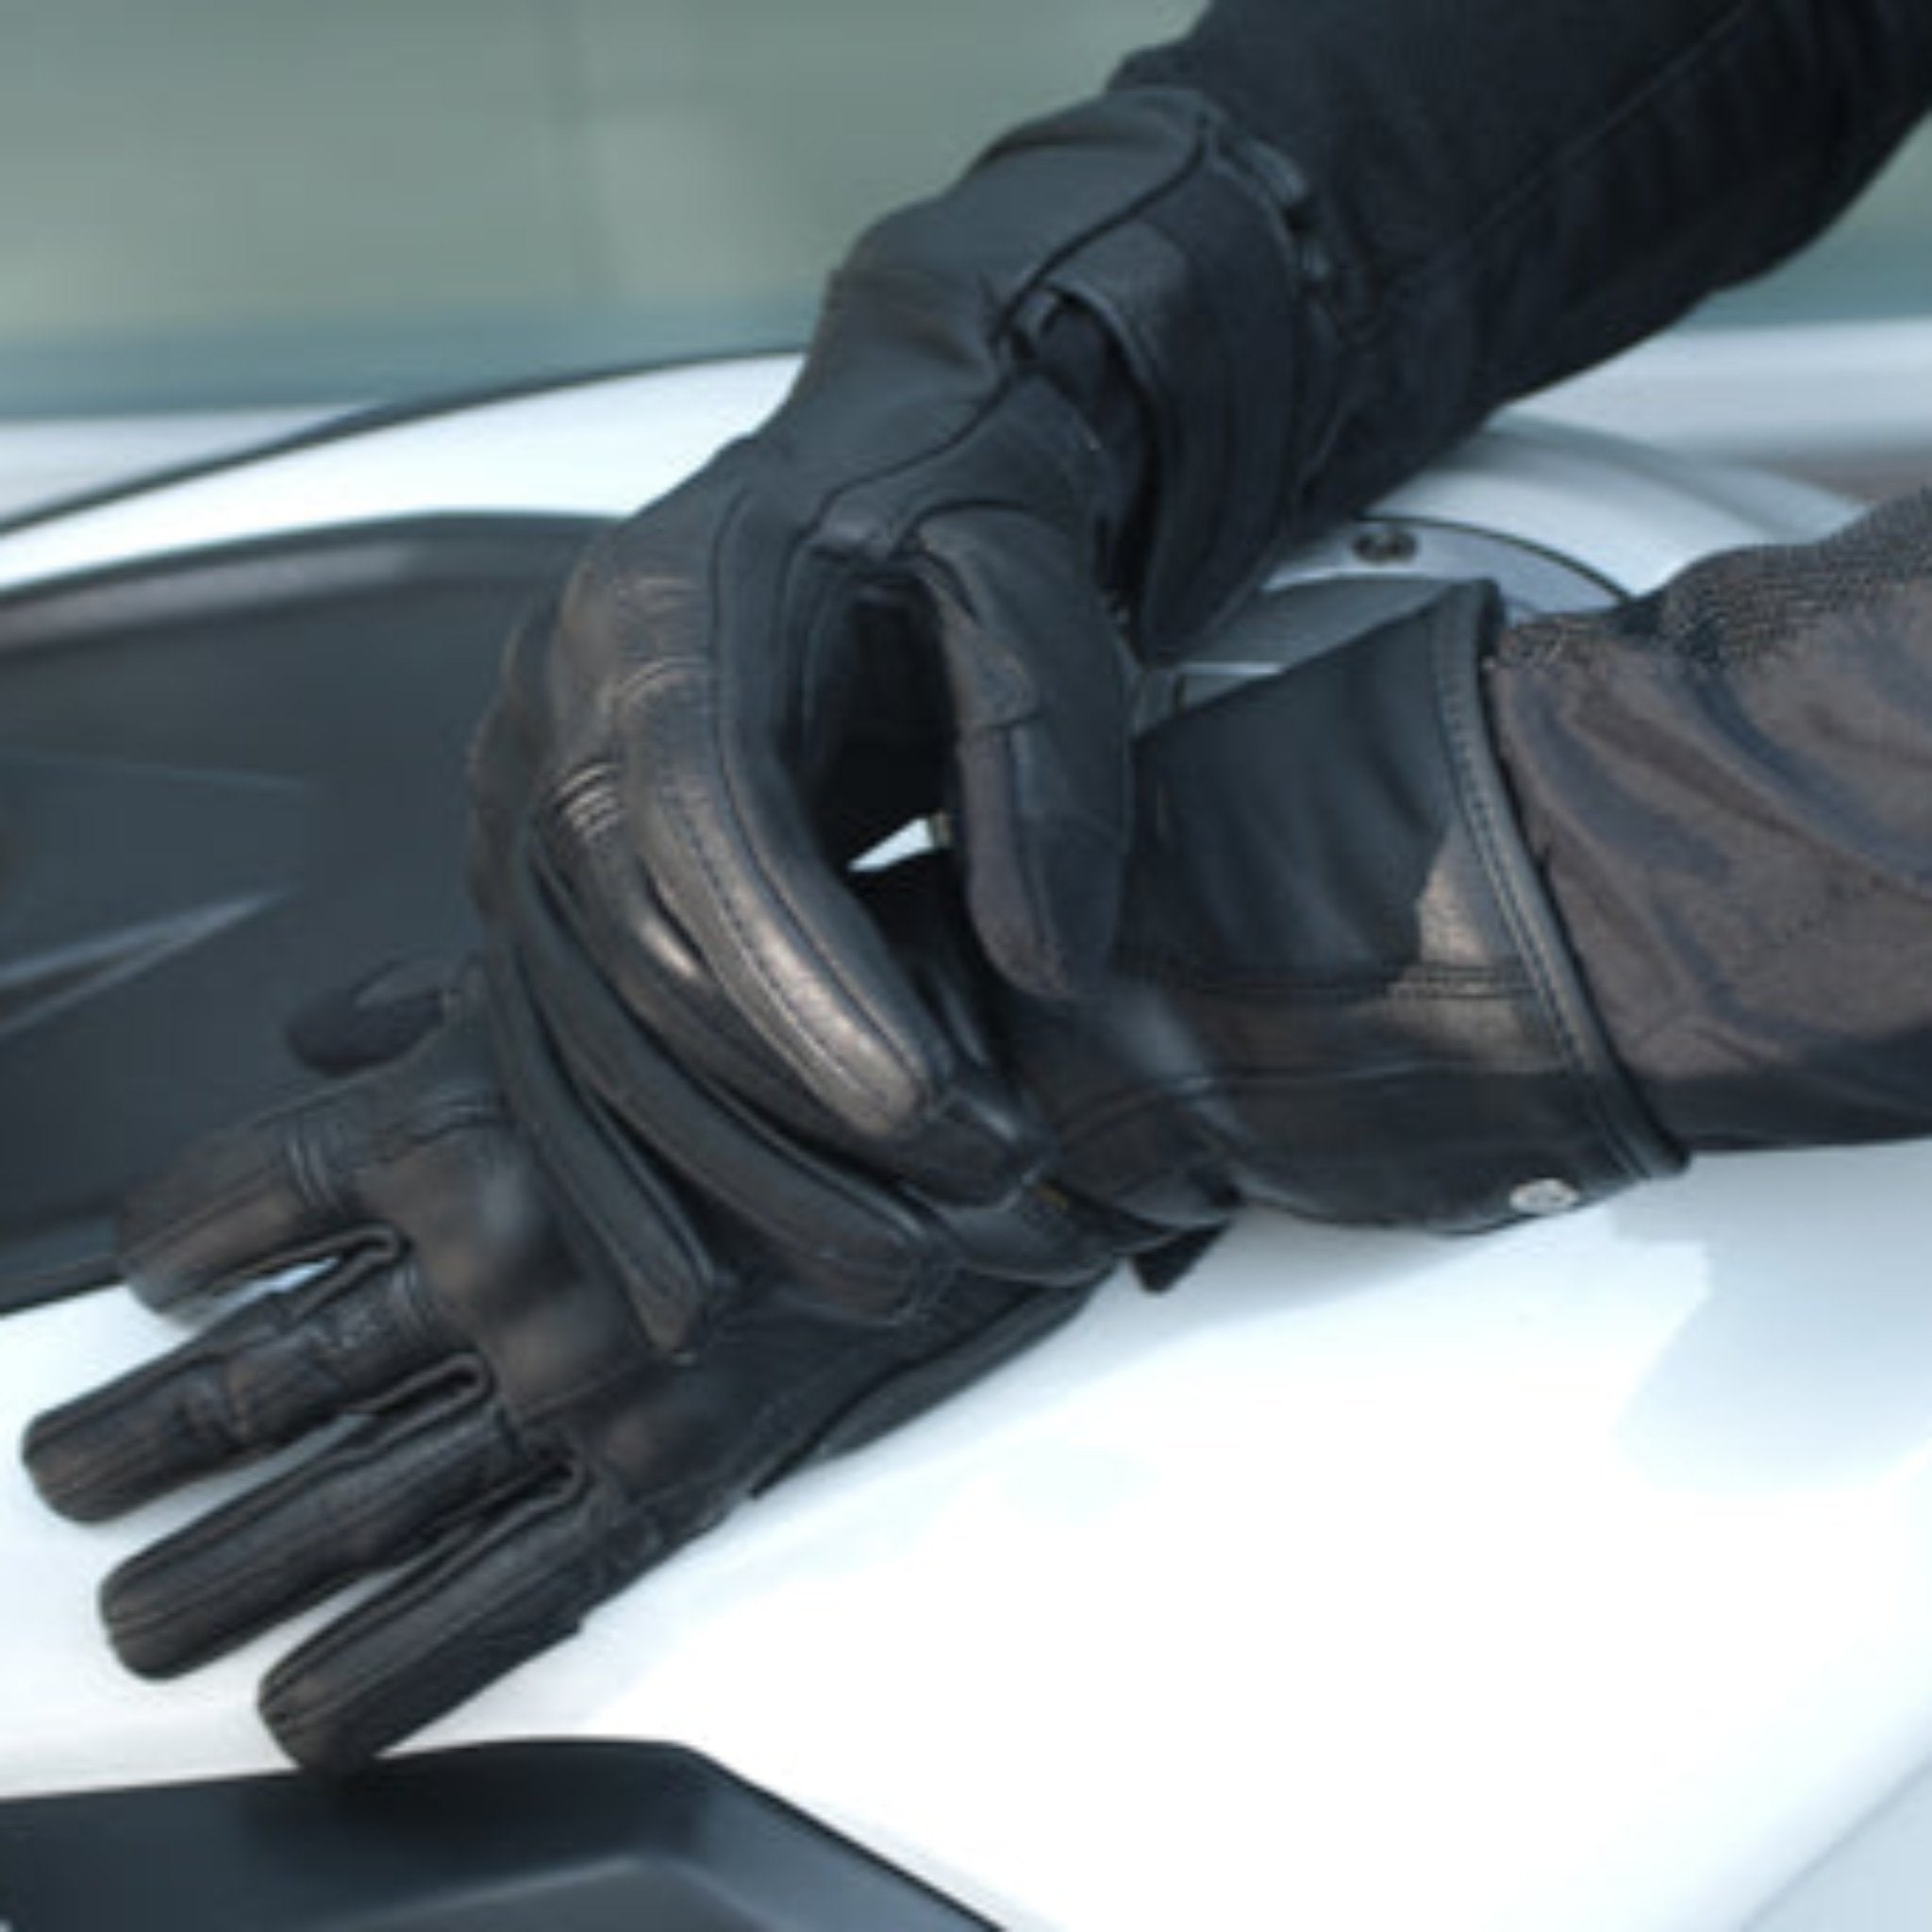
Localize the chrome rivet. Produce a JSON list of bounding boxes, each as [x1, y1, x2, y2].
[[1509, 1177, 1582, 1217], [1352, 523, 1419, 567]]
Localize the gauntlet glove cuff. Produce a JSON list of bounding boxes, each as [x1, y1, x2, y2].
[[991, 584, 1686, 1255]]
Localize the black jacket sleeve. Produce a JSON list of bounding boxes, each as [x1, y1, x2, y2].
[[1486, 491, 1932, 1157], [1117, 0, 1932, 532]]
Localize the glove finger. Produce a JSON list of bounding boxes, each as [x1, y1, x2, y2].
[[475, 622, 742, 1351], [258, 1472, 657, 1772], [530, 790, 1004, 1199], [282, 958, 458, 1076], [114, 1024, 475, 1310], [486, 938, 727, 1358], [99, 1381, 526, 1679], [918, 500, 1132, 1003], [510, 843, 948, 1320], [22, 1251, 451, 1523]]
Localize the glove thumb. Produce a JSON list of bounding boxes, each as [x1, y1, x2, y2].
[[284, 958, 460, 1075], [918, 503, 1132, 1002]]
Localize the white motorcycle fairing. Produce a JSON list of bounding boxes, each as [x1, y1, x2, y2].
[[1, 361, 1925, 1932]]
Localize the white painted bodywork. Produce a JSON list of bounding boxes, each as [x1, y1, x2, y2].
[[0, 362, 1926, 1931]]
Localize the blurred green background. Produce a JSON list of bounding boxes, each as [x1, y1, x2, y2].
[[2, 0, 1926, 416], [0, 0, 1191, 412]]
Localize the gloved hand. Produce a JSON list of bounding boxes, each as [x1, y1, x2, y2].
[[21, 984, 1099, 1772], [508, 585, 1687, 1299], [473, 84, 1339, 1201]]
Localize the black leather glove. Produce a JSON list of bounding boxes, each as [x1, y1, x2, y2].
[[510, 585, 1686, 1297], [22, 986, 1099, 1772], [473, 85, 1337, 1199]]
